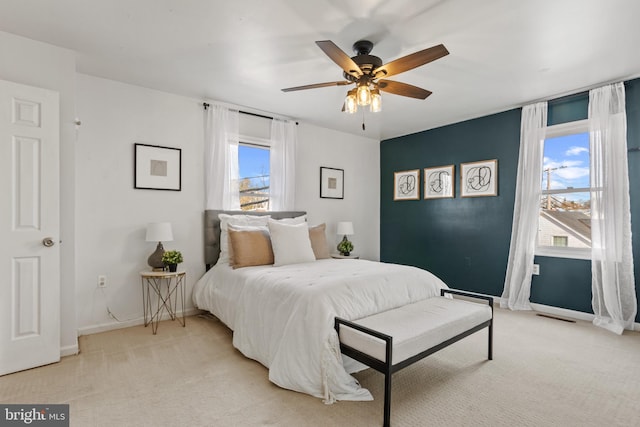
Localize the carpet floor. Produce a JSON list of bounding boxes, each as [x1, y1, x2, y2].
[[1, 307, 639, 426]]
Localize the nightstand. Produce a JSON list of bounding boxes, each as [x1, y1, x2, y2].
[[331, 254, 360, 259], [140, 271, 186, 334]]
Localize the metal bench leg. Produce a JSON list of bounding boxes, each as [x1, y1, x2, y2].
[[488, 320, 493, 360], [383, 372, 391, 427]]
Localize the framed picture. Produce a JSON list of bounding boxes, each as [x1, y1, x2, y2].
[[320, 167, 344, 199], [393, 169, 420, 201], [424, 165, 455, 199], [134, 143, 182, 191], [460, 159, 498, 197]]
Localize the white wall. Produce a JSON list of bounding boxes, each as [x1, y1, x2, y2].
[[296, 124, 380, 261], [75, 75, 381, 333], [0, 31, 78, 354], [75, 74, 205, 333]]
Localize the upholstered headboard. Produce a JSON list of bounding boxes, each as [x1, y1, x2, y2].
[[204, 210, 307, 269]]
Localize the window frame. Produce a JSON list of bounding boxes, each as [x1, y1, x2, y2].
[[238, 135, 271, 211], [535, 119, 591, 260]]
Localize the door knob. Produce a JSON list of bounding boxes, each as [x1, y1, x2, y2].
[[42, 237, 55, 247]]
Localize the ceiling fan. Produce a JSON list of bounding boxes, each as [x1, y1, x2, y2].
[[281, 40, 449, 114]]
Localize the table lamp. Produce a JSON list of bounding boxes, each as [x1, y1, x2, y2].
[[336, 221, 354, 256], [146, 222, 173, 270]]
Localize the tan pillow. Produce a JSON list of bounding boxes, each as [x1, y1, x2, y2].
[[309, 223, 330, 260], [227, 224, 267, 264], [228, 227, 274, 269]]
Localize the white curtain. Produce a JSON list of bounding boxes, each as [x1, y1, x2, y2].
[[589, 82, 636, 334], [204, 105, 240, 210], [270, 119, 297, 211], [501, 102, 547, 310]]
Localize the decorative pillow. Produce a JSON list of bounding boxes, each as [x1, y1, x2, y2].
[[308, 223, 330, 259], [217, 214, 270, 265], [226, 224, 267, 264], [228, 226, 274, 269], [268, 219, 316, 266]]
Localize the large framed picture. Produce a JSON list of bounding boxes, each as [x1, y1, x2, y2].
[[424, 165, 455, 199], [134, 143, 182, 191], [393, 169, 420, 201], [460, 159, 498, 197], [320, 167, 344, 199]]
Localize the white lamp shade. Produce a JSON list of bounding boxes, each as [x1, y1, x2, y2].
[[146, 222, 173, 242], [336, 222, 354, 236]]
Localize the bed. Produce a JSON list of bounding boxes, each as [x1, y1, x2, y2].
[[193, 210, 448, 403]]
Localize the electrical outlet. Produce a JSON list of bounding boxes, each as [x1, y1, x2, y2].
[[532, 264, 540, 275], [97, 275, 107, 288]]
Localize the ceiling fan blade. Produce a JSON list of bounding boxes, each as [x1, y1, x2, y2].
[[281, 81, 352, 92], [378, 80, 432, 99], [373, 44, 449, 79], [316, 40, 363, 78]]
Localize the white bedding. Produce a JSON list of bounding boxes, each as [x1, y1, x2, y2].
[[192, 258, 447, 402]]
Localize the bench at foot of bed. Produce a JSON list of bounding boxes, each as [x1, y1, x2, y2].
[[335, 289, 493, 427]]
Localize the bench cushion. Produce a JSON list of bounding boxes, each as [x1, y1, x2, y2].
[[338, 296, 492, 365]]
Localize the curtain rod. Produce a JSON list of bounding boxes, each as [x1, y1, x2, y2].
[[202, 102, 298, 125]]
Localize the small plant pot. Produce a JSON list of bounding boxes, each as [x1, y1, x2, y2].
[[168, 264, 177, 272]]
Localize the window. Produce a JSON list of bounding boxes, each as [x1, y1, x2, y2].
[[238, 143, 270, 211], [552, 236, 568, 247], [536, 119, 591, 259]]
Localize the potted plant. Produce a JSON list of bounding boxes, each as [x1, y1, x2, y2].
[[162, 250, 183, 272], [337, 239, 354, 257]]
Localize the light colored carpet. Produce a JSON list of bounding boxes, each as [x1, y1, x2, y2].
[[1, 308, 639, 427]]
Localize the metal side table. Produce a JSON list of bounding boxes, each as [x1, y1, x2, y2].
[[140, 271, 186, 334]]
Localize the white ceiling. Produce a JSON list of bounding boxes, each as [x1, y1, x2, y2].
[[1, 0, 639, 140]]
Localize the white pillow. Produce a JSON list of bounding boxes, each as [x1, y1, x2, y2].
[[268, 219, 316, 266], [275, 214, 307, 225], [217, 214, 270, 265]]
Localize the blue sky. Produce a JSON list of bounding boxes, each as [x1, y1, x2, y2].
[[542, 132, 589, 190], [239, 145, 270, 179]]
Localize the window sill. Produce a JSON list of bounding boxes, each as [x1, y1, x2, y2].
[[535, 246, 591, 260]]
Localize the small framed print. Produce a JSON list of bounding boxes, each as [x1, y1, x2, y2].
[[394, 169, 420, 201], [460, 159, 498, 197], [320, 167, 344, 199], [424, 165, 454, 199], [134, 143, 182, 191]]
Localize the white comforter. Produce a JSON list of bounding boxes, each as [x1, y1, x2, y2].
[[192, 259, 447, 402]]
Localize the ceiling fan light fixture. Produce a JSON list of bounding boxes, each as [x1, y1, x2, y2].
[[370, 89, 382, 112], [281, 40, 449, 119], [345, 89, 358, 114], [356, 83, 371, 106]]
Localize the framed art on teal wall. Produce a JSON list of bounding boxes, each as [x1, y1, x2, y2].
[[424, 165, 454, 199], [393, 169, 420, 201], [460, 159, 497, 197]]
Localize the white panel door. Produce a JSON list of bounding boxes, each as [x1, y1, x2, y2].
[[0, 79, 60, 375]]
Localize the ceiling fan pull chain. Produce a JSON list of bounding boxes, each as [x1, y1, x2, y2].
[[362, 109, 366, 131]]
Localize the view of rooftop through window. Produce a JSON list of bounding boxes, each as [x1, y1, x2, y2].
[[538, 131, 591, 249], [239, 144, 270, 211]]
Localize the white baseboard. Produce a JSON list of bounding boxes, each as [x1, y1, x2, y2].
[[60, 344, 79, 357], [529, 302, 595, 322], [482, 292, 640, 332], [77, 307, 202, 336], [529, 302, 640, 332]]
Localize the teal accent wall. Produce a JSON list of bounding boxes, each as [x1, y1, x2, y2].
[[625, 78, 640, 323], [381, 78, 640, 322], [547, 93, 588, 126], [381, 109, 521, 296]]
